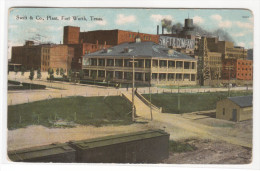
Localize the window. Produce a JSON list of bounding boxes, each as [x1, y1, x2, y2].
[[223, 108, 225, 115]]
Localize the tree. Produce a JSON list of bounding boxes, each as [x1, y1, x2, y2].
[[37, 68, 42, 79], [56, 68, 60, 76], [14, 66, 18, 75], [79, 70, 84, 80], [21, 66, 26, 76], [48, 68, 54, 82], [68, 69, 72, 78], [106, 73, 111, 87], [29, 68, 34, 81], [14, 66, 18, 80], [60, 68, 64, 78], [91, 71, 97, 85]]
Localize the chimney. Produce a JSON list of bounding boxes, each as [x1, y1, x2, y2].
[[157, 25, 159, 35], [162, 26, 164, 34]]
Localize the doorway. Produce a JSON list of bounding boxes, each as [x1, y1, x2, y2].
[[232, 109, 237, 122]]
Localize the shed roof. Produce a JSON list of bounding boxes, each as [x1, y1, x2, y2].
[[8, 143, 75, 161], [83, 41, 196, 61], [228, 95, 253, 108], [69, 129, 169, 150]]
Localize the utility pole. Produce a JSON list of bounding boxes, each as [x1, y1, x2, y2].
[[130, 56, 138, 122], [224, 65, 234, 97], [149, 72, 153, 121]]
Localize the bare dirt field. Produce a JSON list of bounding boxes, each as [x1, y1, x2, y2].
[[164, 139, 252, 164]]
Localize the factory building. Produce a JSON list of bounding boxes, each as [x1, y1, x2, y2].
[[158, 18, 200, 58], [222, 59, 253, 80], [206, 37, 248, 60], [197, 36, 249, 85], [82, 37, 197, 86], [11, 41, 74, 72]]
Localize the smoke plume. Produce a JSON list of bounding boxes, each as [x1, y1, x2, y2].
[[161, 19, 172, 33], [161, 18, 235, 43]]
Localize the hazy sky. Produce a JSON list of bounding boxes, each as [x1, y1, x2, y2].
[[8, 8, 253, 58]]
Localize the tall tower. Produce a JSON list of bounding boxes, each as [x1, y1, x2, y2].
[[198, 37, 211, 86], [182, 18, 195, 36]]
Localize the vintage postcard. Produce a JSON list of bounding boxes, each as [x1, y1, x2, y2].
[[6, 7, 254, 164]]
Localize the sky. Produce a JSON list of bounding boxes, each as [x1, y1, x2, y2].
[[8, 8, 254, 59]]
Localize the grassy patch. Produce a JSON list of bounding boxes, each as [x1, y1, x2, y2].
[[169, 140, 197, 153], [8, 96, 132, 130], [143, 91, 253, 114]]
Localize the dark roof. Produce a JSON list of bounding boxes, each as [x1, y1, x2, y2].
[[228, 95, 253, 108], [83, 41, 196, 61], [69, 129, 168, 150]]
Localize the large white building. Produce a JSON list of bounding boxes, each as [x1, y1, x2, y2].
[[82, 39, 197, 86]]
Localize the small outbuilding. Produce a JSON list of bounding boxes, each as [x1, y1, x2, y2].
[[216, 95, 253, 122]]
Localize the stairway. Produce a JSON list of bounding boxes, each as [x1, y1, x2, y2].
[[122, 92, 156, 121]]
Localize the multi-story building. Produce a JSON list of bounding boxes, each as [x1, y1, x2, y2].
[[11, 41, 74, 72], [222, 59, 253, 80], [82, 38, 197, 86], [63, 26, 159, 70], [206, 37, 248, 59]]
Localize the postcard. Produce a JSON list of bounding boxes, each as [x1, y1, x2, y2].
[[5, 6, 255, 165]]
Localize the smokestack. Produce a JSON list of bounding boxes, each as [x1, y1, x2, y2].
[[157, 25, 159, 35], [162, 26, 164, 34]]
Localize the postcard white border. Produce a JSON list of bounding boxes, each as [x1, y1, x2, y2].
[[1, 0, 260, 171]]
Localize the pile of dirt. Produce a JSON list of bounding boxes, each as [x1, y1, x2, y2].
[[164, 139, 252, 164]]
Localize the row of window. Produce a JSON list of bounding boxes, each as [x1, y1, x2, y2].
[[237, 73, 252, 76], [238, 67, 252, 71], [43, 49, 50, 53], [238, 62, 252, 65]]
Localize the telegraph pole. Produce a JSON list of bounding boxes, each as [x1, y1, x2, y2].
[[149, 72, 153, 121], [225, 65, 234, 97], [130, 56, 138, 122]]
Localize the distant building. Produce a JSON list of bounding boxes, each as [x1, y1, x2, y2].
[[197, 36, 249, 85], [222, 59, 253, 80], [197, 37, 222, 85], [216, 96, 252, 122], [11, 41, 74, 72], [247, 49, 253, 60], [206, 37, 248, 60], [82, 38, 197, 86]]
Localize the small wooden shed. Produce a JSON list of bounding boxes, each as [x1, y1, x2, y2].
[[216, 95, 253, 122]]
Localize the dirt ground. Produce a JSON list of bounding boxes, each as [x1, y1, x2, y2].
[[6, 73, 253, 164], [164, 139, 252, 164]]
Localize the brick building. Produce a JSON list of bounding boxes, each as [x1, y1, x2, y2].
[[11, 41, 74, 72], [63, 26, 160, 70], [222, 59, 253, 80]]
